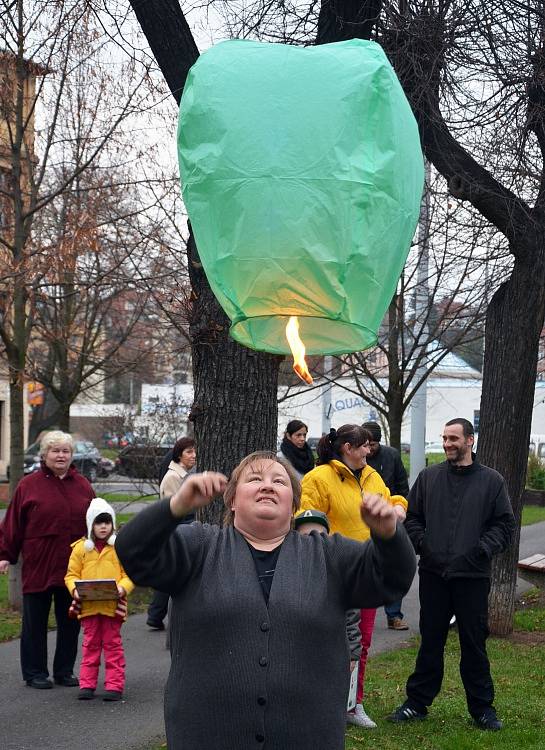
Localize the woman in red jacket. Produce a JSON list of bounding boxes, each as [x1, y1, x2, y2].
[[0, 431, 95, 689]]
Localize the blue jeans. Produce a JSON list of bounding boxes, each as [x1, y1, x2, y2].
[[385, 600, 404, 620]]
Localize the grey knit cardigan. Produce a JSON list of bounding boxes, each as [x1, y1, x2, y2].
[[116, 499, 416, 750]]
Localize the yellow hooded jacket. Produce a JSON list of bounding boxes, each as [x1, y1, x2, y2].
[[298, 460, 408, 542], [65, 538, 134, 619]]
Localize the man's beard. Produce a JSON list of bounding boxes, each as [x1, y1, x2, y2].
[[446, 446, 468, 464]]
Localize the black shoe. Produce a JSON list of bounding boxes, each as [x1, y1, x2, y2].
[[387, 702, 427, 723], [103, 690, 123, 701], [473, 709, 502, 731], [146, 620, 165, 631], [78, 688, 95, 700], [26, 677, 53, 689], [54, 674, 79, 687]]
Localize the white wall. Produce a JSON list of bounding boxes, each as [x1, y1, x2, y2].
[[277, 377, 545, 444]]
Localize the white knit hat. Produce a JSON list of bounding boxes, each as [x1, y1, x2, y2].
[[84, 497, 117, 551]]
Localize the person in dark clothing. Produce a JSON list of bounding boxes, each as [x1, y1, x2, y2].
[[116, 451, 416, 750], [277, 419, 315, 479], [363, 421, 410, 630], [158, 449, 174, 484], [387, 418, 515, 731], [147, 437, 196, 630]]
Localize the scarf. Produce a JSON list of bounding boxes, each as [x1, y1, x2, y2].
[[280, 437, 315, 476]]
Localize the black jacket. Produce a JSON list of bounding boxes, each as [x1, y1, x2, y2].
[[405, 457, 515, 579], [366, 445, 409, 497]]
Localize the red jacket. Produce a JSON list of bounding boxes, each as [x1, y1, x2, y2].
[[0, 464, 95, 593]]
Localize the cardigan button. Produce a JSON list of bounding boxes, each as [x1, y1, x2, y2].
[[257, 696, 266, 706], [260, 621, 269, 632], [259, 656, 268, 667], [255, 733, 265, 742]]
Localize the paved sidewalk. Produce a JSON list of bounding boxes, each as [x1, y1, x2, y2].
[[0, 613, 170, 750]]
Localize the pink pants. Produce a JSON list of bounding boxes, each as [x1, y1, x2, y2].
[[79, 614, 125, 692], [356, 608, 377, 704]]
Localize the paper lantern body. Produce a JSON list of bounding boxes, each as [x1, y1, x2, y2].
[[178, 39, 424, 355]]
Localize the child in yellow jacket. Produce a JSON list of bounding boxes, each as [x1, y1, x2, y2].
[[65, 497, 134, 701]]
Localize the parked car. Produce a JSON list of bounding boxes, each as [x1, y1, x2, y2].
[[425, 441, 444, 454], [7, 439, 111, 483], [97, 456, 116, 478], [115, 443, 171, 480]]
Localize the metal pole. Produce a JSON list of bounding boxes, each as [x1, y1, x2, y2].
[[321, 355, 333, 435], [409, 160, 431, 486]]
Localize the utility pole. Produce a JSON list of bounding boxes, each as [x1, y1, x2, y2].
[[409, 160, 431, 486]]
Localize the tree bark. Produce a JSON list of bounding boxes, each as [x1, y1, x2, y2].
[[8, 376, 24, 609], [128, 0, 198, 105], [127, 2, 283, 524], [317, 0, 382, 43], [380, 5, 545, 634], [478, 255, 545, 634], [187, 230, 281, 523], [385, 294, 403, 450]]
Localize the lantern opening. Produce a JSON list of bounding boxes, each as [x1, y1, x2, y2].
[[286, 316, 313, 385]]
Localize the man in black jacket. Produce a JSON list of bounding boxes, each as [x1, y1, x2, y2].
[[363, 421, 410, 630], [387, 418, 515, 731]]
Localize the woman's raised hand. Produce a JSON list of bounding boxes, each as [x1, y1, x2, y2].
[[360, 492, 397, 540], [170, 472, 228, 518]]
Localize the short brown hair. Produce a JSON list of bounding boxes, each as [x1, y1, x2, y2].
[[172, 436, 196, 462], [223, 451, 301, 526]]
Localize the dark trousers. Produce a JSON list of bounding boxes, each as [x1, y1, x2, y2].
[[147, 590, 169, 625], [406, 570, 494, 717], [21, 586, 80, 681]]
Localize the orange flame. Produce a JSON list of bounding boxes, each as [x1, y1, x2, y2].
[[285, 316, 313, 385]]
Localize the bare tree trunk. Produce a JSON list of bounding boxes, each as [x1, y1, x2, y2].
[[385, 295, 403, 450], [57, 403, 70, 433], [317, 0, 382, 43], [387, 391, 403, 451], [478, 256, 545, 634], [8, 376, 24, 608], [128, 1, 283, 527], [8, 379, 24, 498], [187, 230, 282, 523]]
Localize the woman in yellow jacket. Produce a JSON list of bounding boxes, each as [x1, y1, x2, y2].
[[299, 424, 408, 729], [65, 498, 134, 701]]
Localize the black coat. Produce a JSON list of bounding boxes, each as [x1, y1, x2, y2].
[[405, 458, 515, 579], [366, 445, 409, 497], [116, 500, 416, 750]]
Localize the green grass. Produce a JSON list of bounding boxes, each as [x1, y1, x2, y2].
[[521, 505, 545, 526], [0, 575, 22, 641], [100, 448, 119, 460], [401, 452, 445, 473], [345, 626, 545, 749]]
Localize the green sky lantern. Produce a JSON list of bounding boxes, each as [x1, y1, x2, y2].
[[178, 38, 424, 364]]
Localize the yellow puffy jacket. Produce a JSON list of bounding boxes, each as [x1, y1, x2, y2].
[[298, 460, 408, 542], [65, 539, 134, 619]]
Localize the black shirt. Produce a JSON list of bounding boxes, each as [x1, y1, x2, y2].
[[247, 542, 282, 604]]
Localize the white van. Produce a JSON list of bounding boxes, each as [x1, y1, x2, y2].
[[529, 435, 545, 459]]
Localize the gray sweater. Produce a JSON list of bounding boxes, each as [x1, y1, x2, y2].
[[116, 500, 416, 750]]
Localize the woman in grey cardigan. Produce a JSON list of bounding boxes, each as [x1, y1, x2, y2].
[[115, 451, 416, 750]]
